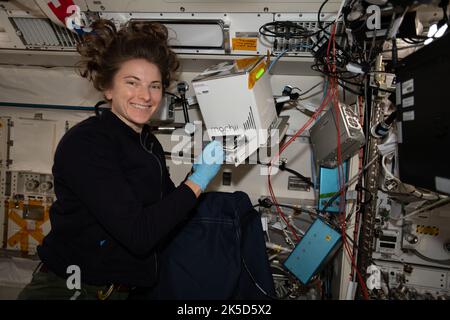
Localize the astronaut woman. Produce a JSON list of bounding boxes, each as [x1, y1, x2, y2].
[[18, 19, 223, 300]]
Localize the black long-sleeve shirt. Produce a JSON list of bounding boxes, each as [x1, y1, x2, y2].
[[38, 110, 197, 287]]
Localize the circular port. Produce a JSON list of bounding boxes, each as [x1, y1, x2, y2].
[[25, 179, 39, 191], [40, 181, 53, 192]]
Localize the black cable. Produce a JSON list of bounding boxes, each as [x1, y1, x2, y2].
[[362, 77, 370, 170], [279, 161, 315, 188], [345, 176, 363, 222], [311, 62, 361, 80], [321, 189, 345, 214], [410, 249, 450, 266], [259, 0, 341, 42], [257, 198, 319, 218], [339, 72, 364, 80], [401, 37, 425, 44], [242, 258, 278, 300], [355, 184, 373, 205], [164, 91, 180, 99], [231, 205, 278, 300], [319, 157, 379, 215], [338, 77, 364, 86], [317, 0, 335, 36], [179, 93, 190, 123], [310, 64, 347, 78], [338, 80, 364, 96], [298, 90, 324, 101], [381, 43, 423, 53], [259, 21, 324, 39], [295, 82, 323, 97], [337, 77, 395, 94], [278, 204, 319, 217]]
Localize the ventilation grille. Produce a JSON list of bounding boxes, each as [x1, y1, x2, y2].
[[243, 107, 257, 130], [10, 17, 80, 49], [273, 21, 319, 54]]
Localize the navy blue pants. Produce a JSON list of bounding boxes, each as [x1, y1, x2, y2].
[[151, 191, 275, 300]]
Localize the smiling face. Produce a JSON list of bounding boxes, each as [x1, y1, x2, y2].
[[104, 58, 163, 132]]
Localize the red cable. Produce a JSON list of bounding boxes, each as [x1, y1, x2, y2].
[[266, 21, 371, 299], [266, 78, 334, 243], [327, 25, 370, 300]]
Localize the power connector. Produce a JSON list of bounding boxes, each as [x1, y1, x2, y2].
[[258, 197, 273, 208]]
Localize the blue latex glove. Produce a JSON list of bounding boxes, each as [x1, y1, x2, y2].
[[188, 140, 224, 191]]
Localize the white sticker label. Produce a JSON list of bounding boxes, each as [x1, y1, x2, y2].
[[192, 82, 209, 95], [402, 79, 414, 95], [435, 176, 450, 194], [403, 110, 415, 121], [385, 74, 395, 88], [396, 82, 401, 105], [402, 96, 414, 108], [261, 217, 268, 232], [272, 221, 287, 231]]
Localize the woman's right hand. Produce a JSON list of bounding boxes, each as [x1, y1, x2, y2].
[[187, 140, 224, 192]]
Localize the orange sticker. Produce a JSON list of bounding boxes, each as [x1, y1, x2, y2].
[[232, 38, 258, 51], [235, 56, 259, 70]]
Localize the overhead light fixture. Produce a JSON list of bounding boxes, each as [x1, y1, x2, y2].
[[434, 23, 448, 38], [425, 0, 449, 44], [427, 23, 438, 37], [424, 38, 434, 45], [425, 21, 448, 45]]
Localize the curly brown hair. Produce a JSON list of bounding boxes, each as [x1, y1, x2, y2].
[[77, 19, 179, 94]]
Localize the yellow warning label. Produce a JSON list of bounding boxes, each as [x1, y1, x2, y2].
[[416, 225, 439, 236], [232, 38, 258, 51]]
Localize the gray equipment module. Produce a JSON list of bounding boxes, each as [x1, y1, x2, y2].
[[310, 104, 365, 168]]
